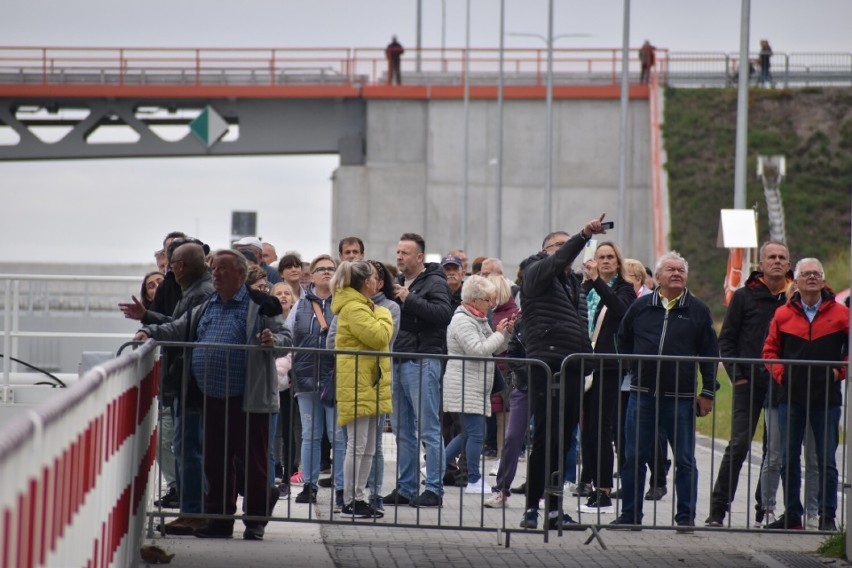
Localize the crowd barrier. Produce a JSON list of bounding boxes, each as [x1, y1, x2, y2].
[[137, 342, 846, 549], [0, 340, 158, 568]]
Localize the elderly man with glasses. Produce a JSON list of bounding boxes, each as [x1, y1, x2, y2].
[[762, 258, 849, 532]]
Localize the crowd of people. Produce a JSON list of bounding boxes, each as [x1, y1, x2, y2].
[[120, 215, 848, 539]]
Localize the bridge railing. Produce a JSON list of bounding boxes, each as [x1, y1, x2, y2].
[[0, 46, 850, 89]]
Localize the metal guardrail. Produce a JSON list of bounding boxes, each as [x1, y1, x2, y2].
[[115, 340, 848, 549], [0, 46, 849, 89]]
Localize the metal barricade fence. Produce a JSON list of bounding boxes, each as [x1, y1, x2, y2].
[[122, 340, 560, 545], [561, 352, 847, 536], [121, 337, 847, 549]]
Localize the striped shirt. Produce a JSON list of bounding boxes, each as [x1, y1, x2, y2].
[[191, 286, 250, 398]]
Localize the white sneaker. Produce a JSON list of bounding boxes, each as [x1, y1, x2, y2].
[[465, 481, 489, 494], [484, 492, 510, 508], [765, 510, 776, 526], [806, 512, 819, 529], [489, 464, 499, 476]]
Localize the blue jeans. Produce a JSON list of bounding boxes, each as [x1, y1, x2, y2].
[[296, 392, 345, 490], [173, 406, 204, 514], [268, 413, 278, 486], [564, 425, 580, 484], [391, 358, 445, 497], [620, 392, 697, 525], [778, 402, 841, 519], [445, 413, 485, 484]]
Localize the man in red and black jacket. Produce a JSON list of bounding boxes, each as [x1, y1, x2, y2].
[[763, 257, 849, 531]]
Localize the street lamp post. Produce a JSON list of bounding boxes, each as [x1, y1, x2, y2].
[[507, 16, 591, 233]]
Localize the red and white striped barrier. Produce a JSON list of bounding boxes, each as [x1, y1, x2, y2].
[[0, 340, 158, 568]]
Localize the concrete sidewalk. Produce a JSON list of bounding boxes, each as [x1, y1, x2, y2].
[[143, 432, 847, 567]]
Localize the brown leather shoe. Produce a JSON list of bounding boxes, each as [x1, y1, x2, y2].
[[165, 517, 208, 535]]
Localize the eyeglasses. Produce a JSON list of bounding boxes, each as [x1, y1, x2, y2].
[[798, 270, 823, 279], [312, 266, 335, 274]]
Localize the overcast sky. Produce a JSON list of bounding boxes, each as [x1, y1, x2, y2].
[[2, 0, 850, 266]]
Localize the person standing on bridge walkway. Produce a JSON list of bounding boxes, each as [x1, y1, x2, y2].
[[639, 40, 655, 84], [385, 36, 404, 85], [762, 257, 848, 532], [135, 249, 291, 541], [611, 251, 719, 532], [705, 241, 792, 528]]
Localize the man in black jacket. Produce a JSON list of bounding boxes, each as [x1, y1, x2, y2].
[[518, 214, 608, 531], [706, 241, 791, 527], [383, 233, 454, 508]]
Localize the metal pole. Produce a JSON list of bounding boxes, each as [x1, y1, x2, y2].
[[416, 0, 422, 73], [847, 193, 852, 559], [496, 0, 505, 258], [462, 0, 471, 252], [617, 0, 631, 246], [441, 0, 446, 70], [545, 0, 554, 232], [733, 0, 750, 209]]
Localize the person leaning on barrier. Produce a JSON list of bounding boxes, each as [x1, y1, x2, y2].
[[762, 258, 849, 532], [705, 241, 792, 528], [443, 275, 514, 496], [134, 249, 291, 541], [329, 260, 394, 519], [517, 214, 609, 531], [610, 251, 719, 532]]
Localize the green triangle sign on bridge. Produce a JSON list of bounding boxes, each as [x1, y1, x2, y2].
[[190, 106, 228, 147]]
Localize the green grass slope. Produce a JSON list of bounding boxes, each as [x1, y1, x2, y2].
[[662, 87, 852, 317]]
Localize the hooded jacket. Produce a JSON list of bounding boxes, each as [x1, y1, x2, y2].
[[393, 263, 454, 355], [330, 287, 394, 426], [718, 270, 791, 390], [763, 288, 848, 407], [519, 231, 592, 366], [288, 286, 335, 394], [443, 305, 511, 416]]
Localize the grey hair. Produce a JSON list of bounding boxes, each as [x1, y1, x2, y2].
[[654, 250, 689, 278], [759, 240, 789, 260], [794, 258, 824, 279], [461, 275, 497, 304], [482, 258, 504, 275], [214, 249, 248, 278]]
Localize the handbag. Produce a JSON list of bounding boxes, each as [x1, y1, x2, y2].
[[311, 301, 336, 407]]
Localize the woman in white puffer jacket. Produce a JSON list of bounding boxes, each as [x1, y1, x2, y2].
[[443, 275, 514, 494]]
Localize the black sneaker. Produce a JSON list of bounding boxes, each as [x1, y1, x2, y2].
[[583, 489, 613, 510], [333, 489, 344, 513], [510, 482, 527, 495], [572, 482, 594, 497], [520, 508, 539, 529], [765, 513, 803, 530], [644, 486, 667, 501], [153, 486, 180, 508], [370, 496, 384, 512], [193, 521, 234, 539], [754, 503, 765, 524], [243, 525, 265, 541], [676, 521, 695, 534], [341, 500, 383, 518], [410, 490, 442, 508], [819, 517, 838, 532], [294, 484, 318, 504], [548, 512, 585, 531], [383, 488, 411, 505], [704, 512, 724, 527], [609, 516, 642, 531], [318, 477, 334, 488]]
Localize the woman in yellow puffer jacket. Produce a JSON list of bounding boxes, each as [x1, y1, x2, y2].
[[330, 260, 393, 518]]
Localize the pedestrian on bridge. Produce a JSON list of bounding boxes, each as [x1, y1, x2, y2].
[[386, 36, 404, 85]]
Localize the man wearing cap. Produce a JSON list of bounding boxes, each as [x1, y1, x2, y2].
[[235, 236, 281, 285], [441, 255, 464, 310]]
